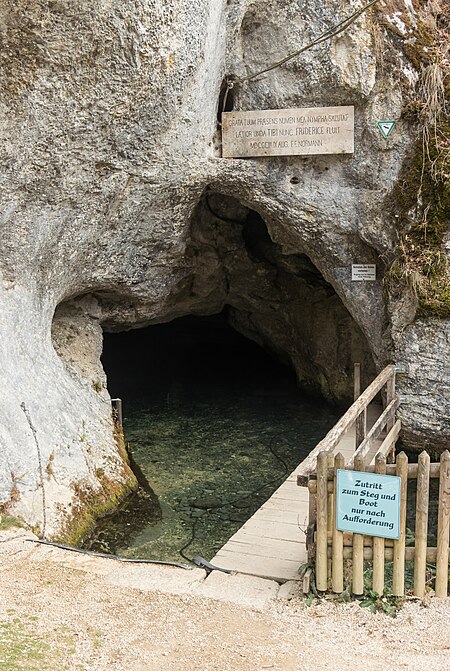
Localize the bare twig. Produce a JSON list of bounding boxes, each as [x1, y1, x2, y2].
[[20, 403, 47, 539]]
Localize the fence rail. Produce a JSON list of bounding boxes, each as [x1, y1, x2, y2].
[[309, 449, 450, 598], [297, 364, 397, 486]]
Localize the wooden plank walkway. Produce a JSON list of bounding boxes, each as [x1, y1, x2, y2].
[[211, 404, 383, 583]]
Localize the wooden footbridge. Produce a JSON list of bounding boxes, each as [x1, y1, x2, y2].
[[211, 364, 401, 582]]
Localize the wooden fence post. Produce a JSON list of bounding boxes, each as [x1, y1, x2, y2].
[[327, 454, 335, 584], [385, 371, 395, 433], [352, 454, 365, 596], [316, 452, 329, 591], [354, 363, 366, 449], [392, 452, 408, 596], [372, 452, 386, 595], [307, 492, 317, 564], [332, 453, 345, 593], [414, 451, 430, 598], [435, 450, 450, 598]]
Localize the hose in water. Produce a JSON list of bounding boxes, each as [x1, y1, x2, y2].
[[178, 428, 295, 562]]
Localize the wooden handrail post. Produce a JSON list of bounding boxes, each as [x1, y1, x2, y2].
[[354, 363, 361, 401], [316, 452, 329, 591], [111, 398, 123, 428], [372, 452, 386, 595], [354, 363, 366, 449], [414, 451, 430, 597], [435, 450, 450, 597], [385, 369, 396, 433]]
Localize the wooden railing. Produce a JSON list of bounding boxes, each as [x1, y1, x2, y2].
[[307, 450, 450, 598], [297, 363, 399, 487]]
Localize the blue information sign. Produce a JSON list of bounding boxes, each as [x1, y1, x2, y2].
[[336, 470, 401, 540]]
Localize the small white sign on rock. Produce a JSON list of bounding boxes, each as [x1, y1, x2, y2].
[[351, 264, 377, 281]]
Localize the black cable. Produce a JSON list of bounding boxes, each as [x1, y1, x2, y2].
[[21, 403, 47, 539], [179, 515, 203, 562], [24, 539, 193, 569]]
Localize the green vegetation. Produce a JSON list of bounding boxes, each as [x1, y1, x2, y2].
[[92, 379, 103, 394], [46, 452, 55, 479], [300, 551, 419, 617], [380, 2, 450, 316], [0, 515, 24, 531], [58, 426, 137, 545], [0, 615, 75, 671]]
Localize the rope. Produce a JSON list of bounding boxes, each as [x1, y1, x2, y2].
[[223, 0, 379, 111], [20, 403, 47, 540], [203, 192, 246, 225]]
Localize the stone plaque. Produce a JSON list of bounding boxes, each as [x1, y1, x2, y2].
[[351, 264, 377, 281], [222, 106, 354, 158]]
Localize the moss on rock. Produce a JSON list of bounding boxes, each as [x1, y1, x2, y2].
[[57, 428, 138, 546], [382, 2, 450, 316]]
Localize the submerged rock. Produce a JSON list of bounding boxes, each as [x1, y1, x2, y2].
[[191, 496, 223, 510]]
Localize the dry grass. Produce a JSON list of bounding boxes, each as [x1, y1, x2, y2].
[[385, 0, 450, 315]]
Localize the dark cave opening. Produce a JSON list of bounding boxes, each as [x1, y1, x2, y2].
[[79, 196, 377, 561], [216, 78, 235, 126], [101, 309, 298, 404]]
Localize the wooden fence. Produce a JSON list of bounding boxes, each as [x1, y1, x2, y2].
[[307, 450, 450, 598]]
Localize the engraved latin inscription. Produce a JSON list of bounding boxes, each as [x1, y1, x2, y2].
[[222, 106, 354, 158]]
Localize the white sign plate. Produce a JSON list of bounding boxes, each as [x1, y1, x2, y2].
[[336, 469, 401, 540], [351, 264, 377, 281], [222, 106, 354, 158]]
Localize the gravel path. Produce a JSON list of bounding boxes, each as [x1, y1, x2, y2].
[[1, 531, 450, 670]]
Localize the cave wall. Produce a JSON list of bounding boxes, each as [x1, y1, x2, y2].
[[0, 0, 448, 536]]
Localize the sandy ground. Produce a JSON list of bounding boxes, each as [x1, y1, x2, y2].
[[1, 531, 450, 671]]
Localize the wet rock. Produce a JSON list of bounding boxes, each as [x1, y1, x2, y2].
[[229, 512, 249, 523], [190, 496, 222, 510]]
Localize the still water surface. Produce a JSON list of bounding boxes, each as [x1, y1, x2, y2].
[[83, 319, 341, 563], [84, 383, 340, 562]]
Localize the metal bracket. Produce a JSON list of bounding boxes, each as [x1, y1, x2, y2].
[[395, 363, 408, 374], [192, 556, 233, 574]]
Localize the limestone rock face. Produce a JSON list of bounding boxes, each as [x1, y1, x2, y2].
[[394, 320, 450, 453], [0, 0, 448, 535]]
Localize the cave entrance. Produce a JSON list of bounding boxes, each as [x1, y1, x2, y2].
[[102, 311, 299, 405], [70, 192, 379, 562], [85, 311, 341, 562]]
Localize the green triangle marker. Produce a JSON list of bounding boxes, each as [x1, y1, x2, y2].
[[377, 120, 395, 138]]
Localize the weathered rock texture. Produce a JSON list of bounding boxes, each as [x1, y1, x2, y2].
[[0, 0, 448, 536]]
